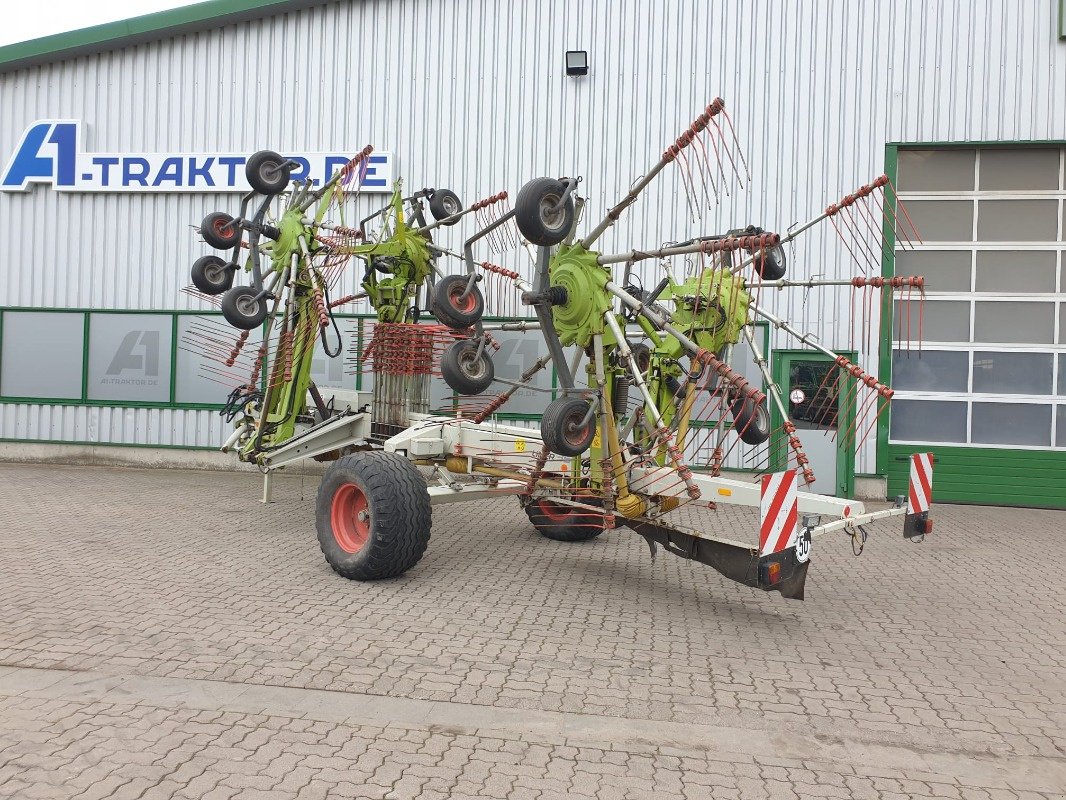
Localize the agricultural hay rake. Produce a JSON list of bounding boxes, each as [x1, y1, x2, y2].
[[184, 101, 936, 599]]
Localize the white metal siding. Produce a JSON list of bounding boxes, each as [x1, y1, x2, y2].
[[1, 0, 1065, 467]]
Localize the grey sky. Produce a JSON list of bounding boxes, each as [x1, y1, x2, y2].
[[2, 1, 204, 47]]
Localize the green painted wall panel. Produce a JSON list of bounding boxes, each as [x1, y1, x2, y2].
[[885, 446, 1066, 509]]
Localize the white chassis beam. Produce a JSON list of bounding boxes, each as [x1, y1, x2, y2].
[[249, 406, 908, 542]]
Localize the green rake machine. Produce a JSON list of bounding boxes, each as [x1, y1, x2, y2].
[[186, 103, 936, 600]]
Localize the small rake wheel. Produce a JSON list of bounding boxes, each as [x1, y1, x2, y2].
[[245, 150, 292, 195], [514, 177, 575, 246], [441, 339, 495, 395], [728, 394, 771, 445], [432, 274, 485, 329], [428, 189, 463, 224], [752, 242, 787, 280], [221, 286, 268, 330], [541, 396, 596, 457], [200, 211, 241, 249], [190, 255, 234, 295]]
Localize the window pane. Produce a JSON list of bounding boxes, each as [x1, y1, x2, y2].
[[895, 250, 970, 292], [971, 402, 1052, 446], [175, 315, 264, 404], [895, 300, 970, 343], [904, 200, 973, 241], [1058, 405, 1066, 447], [978, 148, 1061, 190], [1059, 355, 1066, 394], [897, 149, 975, 191], [87, 313, 174, 403], [972, 351, 1053, 395], [892, 350, 968, 392], [890, 399, 968, 443], [974, 251, 1056, 293], [977, 199, 1058, 241], [973, 302, 1054, 343], [0, 311, 85, 399]]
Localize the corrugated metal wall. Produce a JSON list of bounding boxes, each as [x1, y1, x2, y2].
[[1, 0, 1065, 469]]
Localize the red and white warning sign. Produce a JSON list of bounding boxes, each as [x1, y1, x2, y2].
[[907, 452, 934, 514], [759, 469, 798, 556]]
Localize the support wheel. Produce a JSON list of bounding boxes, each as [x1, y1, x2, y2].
[[523, 496, 605, 542], [432, 274, 484, 329], [316, 453, 432, 580], [729, 394, 771, 445], [441, 339, 494, 395], [190, 255, 234, 295], [428, 189, 463, 224], [200, 211, 240, 249], [514, 177, 575, 246], [630, 342, 652, 374], [752, 243, 786, 280], [541, 396, 596, 456], [246, 150, 291, 195], [221, 286, 268, 330]]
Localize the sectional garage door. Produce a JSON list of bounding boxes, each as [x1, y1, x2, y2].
[[882, 145, 1066, 508]]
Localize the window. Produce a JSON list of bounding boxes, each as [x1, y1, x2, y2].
[[890, 146, 1065, 450]]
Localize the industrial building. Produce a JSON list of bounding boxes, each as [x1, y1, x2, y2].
[[0, 0, 1064, 507]]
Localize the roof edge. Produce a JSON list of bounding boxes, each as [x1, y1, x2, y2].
[[0, 0, 328, 74]]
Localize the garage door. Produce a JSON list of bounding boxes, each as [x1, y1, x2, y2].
[[881, 145, 1066, 508]]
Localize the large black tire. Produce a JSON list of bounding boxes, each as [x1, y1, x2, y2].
[[221, 286, 268, 330], [514, 177, 575, 246], [246, 150, 291, 195], [190, 255, 234, 295], [432, 274, 485, 329], [729, 394, 771, 445], [200, 211, 240, 249], [752, 243, 786, 280], [441, 339, 494, 395], [316, 453, 432, 580], [541, 396, 596, 456], [523, 496, 605, 542], [428, 189, 462, 224]]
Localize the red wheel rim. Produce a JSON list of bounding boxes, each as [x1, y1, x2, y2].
[[448, 285, 476, 313], [330, 482, 370, 553], [214, 218, 232, 238], [536, 499, 574, 523], [564, 417, 590, 449]]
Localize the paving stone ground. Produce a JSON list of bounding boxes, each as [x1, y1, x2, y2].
[[0, 462, 1064, 799]]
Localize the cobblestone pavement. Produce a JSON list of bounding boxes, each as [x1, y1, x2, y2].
[[1, 463, 1064, 799]]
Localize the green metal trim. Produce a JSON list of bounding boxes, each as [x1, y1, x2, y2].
[[169, 314, 178, 405], [890, 139, 1066, 147], [0, 436, 214, 451], [875, 144, 899, 485], [0, 0, 326, 74], [0, 398, 224, 410], [80, 312, 90, 402], [770, 348, 857, 498]]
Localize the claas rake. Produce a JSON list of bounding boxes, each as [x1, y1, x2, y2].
[[181, 103, 936, 600]]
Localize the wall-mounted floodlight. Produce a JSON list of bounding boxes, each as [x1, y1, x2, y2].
[[565, 50, 589, 77]]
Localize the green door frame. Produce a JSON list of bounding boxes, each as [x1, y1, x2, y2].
[[770, 349, 856, 498]]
